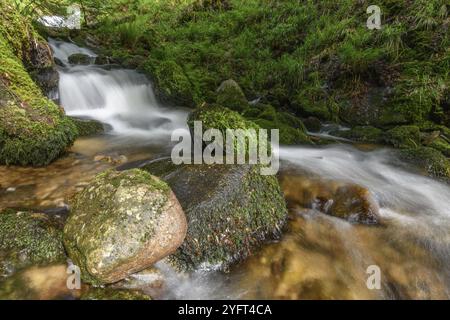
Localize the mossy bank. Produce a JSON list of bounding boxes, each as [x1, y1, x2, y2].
[[0, 2, 77, 166]]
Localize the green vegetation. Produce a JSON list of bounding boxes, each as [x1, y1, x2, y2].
[[0, 209, 66, 272], [0, 1, 78, 166]]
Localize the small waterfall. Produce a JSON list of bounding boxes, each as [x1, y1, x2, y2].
[[48, 38, 188, 142]]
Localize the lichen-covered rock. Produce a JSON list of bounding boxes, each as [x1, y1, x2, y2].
[[398, 147, 450, 179], [80, 288, 151, 300], [143, 158, 288, 270], [0, 3, 78, 166], [216, 79, 249, 113], [63, 169, 187, 285], [0, 209, 66, 275], [68, 53, 92, 65]]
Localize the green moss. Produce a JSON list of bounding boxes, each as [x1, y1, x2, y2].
[[216, 79, 249, 113], [68, 53, 92, 65], [399, 147, 450, 179], [383, 125, 421, 148], [143, 159, 287, 270], [0, 4, 78, 166], [0, 210, 66, 270], [81, 288, 151, 300], [145, 59, 199, 107], [336, 126, 383, 143], [70, 118, 104, 137]]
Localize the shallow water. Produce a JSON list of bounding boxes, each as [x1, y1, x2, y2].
[[1, 40, 449, 300]]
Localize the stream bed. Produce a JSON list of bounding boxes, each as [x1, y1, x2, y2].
[[0, 40, 449, 300]]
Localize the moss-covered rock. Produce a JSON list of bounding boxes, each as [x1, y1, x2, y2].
[[68, 53, 92, 65], [63, 169, 187, 285], [216, 79, 249, 113], [80, 288, 151, 300], [398, 147, 450, 179], [383, 125, 421, 148], [0, 209, 66, 275], [143, 158, 288, 270], [0, 3, 78, 166], [334, 126, 383, 143], [188, 103, 263, 155], [303, 117, 322, 132], [70, 117, 104, 137], [146, 59, 198, 107]]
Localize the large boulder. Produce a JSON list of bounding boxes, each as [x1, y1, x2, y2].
[[398, 146, 450, 179], [216, 79, 249, 113], [63, 169, 187, 285], [143, 159, 288, 270], [0, 209, 66, 276]]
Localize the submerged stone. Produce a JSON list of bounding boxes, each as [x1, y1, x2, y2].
[[63, 169, 187, 285]]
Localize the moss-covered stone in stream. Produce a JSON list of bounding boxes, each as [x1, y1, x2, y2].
[[70, 117, 105, 137], [334, 126, 383, 143], [80, 288, 151, 300], [143, 158, 288, 270], [398, 147, 450, 179], [144, 59, 199, 107], [382, 126, 421, 149], [216, 79, 249, 113], [0, 3, 78, 166], [68, 53, 92, 65], [0, 209, 66, 275]]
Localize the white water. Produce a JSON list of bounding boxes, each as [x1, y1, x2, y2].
[[48, 39, 188, 143]]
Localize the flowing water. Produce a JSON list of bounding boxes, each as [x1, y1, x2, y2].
[[0, 40, 449, 300]]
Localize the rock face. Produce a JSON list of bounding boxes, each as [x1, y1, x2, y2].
[[63, 169, 187, 285], [143, 159, 288, 270], [0, 209, 66, 276], [216, 79, 249, 113]]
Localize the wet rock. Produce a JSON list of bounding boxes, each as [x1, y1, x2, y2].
[[70, 117, 104, 137], [398, 146, 450, 179], [216, 79, 249, 113], [111, 266, 165, 298], [93, 154, 128, 165], [333, 126, 383, 143], [303, 117, 322, 132], [0, 264, 83, 300], [280, 175, 380, 224], [143, 159, 288, 270], [81, 287, 151, 300], [329, 185, 380, 224], [0, 209, 66, 275], [382, 125, 421, 149], [68, 53, 92, 65], [63, 169, 187, 285]]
